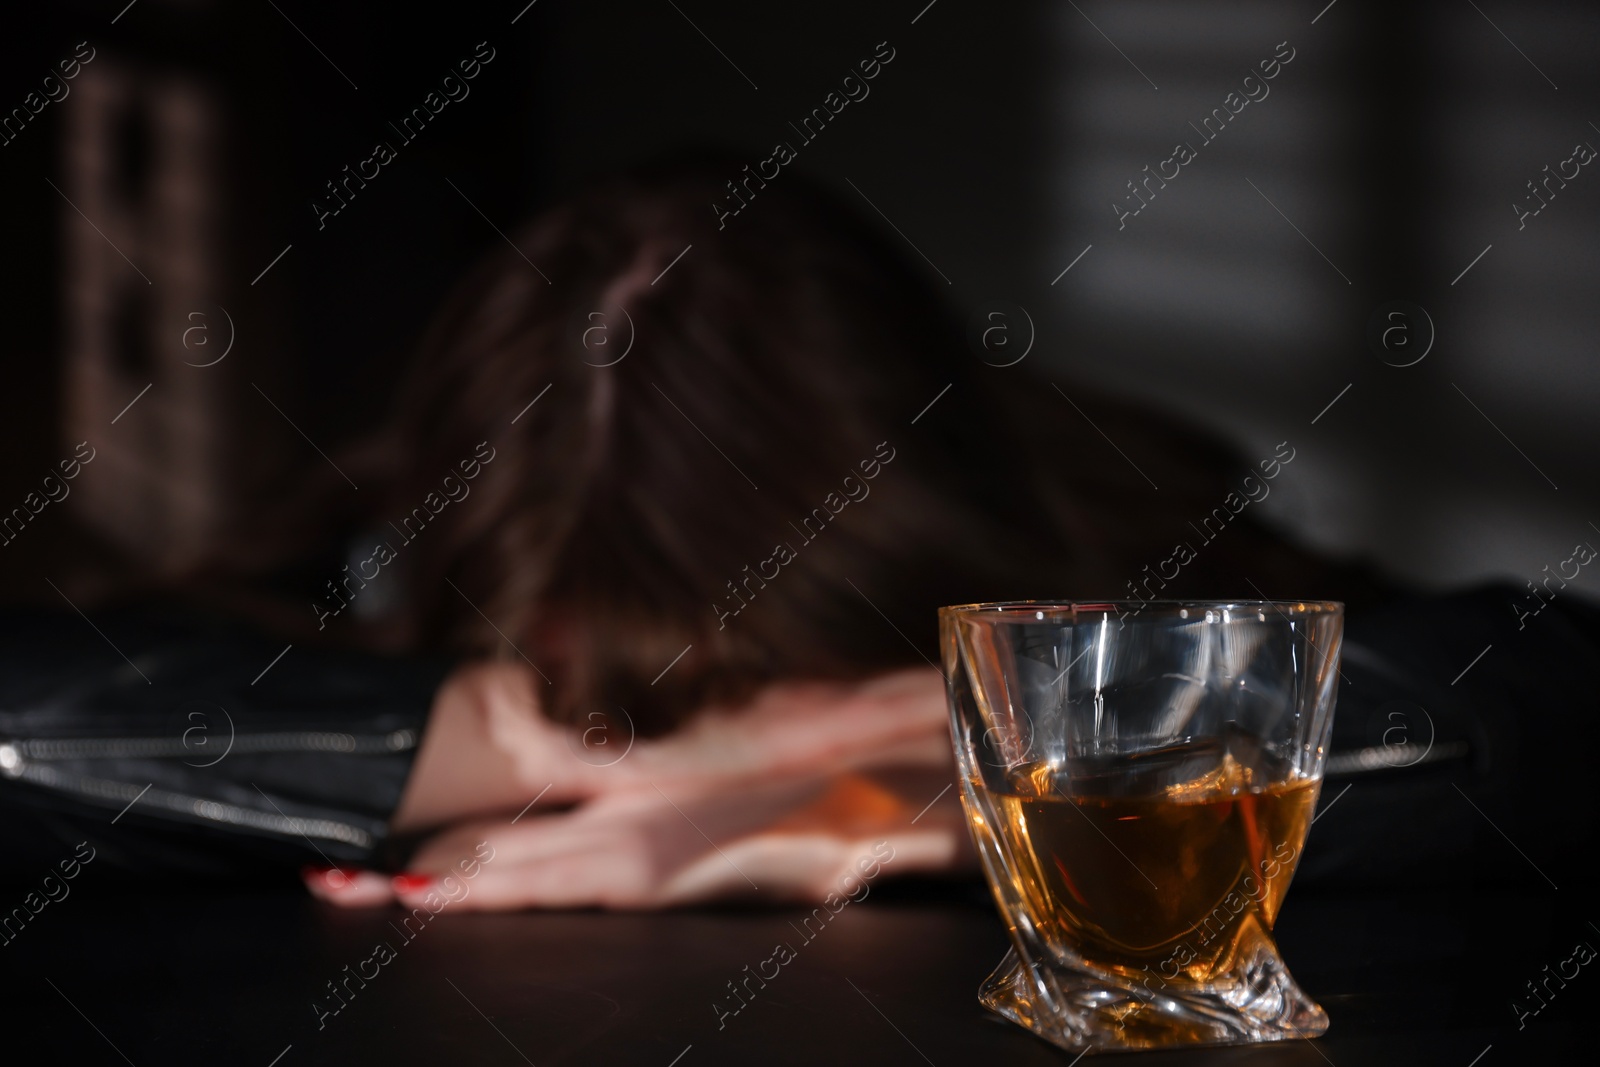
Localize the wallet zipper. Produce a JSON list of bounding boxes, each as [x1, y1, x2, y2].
[[1, 729, 416, 760], [0, 728, 416, 849], [1324, 738, 1469, 777]]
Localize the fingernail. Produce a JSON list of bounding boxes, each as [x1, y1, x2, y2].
[[391, 873, 435, 894], [304, 865, 356, 891]]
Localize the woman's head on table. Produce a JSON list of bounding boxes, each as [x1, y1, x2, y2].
[[279, 157, 1346, 744]]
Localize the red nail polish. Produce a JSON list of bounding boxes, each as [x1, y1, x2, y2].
[[304, 865, 354, 890], [391, 873, 435, 894]]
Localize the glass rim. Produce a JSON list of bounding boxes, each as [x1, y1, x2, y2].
[[938, 598, 1343, 619]]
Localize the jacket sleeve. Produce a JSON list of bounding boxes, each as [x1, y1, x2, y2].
[[1296, 583, 1600, 890], [0, 603, 453, 882]]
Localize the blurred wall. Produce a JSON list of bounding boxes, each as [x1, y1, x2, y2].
[[1044, 0, 1600, 605]]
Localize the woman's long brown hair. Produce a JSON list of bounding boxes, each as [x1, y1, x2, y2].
[[210, 158, 1387, 737]]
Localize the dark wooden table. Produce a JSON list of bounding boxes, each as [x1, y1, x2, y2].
[[0, 876, 1583, 1064]]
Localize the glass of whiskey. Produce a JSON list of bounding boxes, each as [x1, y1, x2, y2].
[[940, 600, 1343, 1052]]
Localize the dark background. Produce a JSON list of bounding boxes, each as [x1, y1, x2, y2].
[[2, 2, 1597, 593]]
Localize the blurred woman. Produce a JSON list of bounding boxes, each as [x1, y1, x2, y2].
[[6, 160, 1581, 910]]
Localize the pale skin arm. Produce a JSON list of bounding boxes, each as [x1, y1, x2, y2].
[[305, 662, 975, 909]]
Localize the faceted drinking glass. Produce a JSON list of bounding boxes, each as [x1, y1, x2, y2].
[[941, 600, 1342, 1052]]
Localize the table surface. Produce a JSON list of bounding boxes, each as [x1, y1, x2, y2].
[[0, 875, 1584, 1065]]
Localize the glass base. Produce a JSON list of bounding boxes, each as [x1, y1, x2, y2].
[[978, 945, 1328, 1053]]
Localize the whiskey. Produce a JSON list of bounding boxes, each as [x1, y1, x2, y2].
[[943, 599, 1342, 1049], [986, 748, 1318, 987]]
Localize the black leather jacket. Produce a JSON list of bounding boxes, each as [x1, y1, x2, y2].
[[2, 586, 1595, 888], [0, 605, 450, 880]]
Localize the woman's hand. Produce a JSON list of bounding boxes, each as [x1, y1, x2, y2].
[[304, 663, 973, 909]]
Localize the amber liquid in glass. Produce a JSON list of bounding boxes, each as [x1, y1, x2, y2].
[[988, 746, 1318, 988]]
